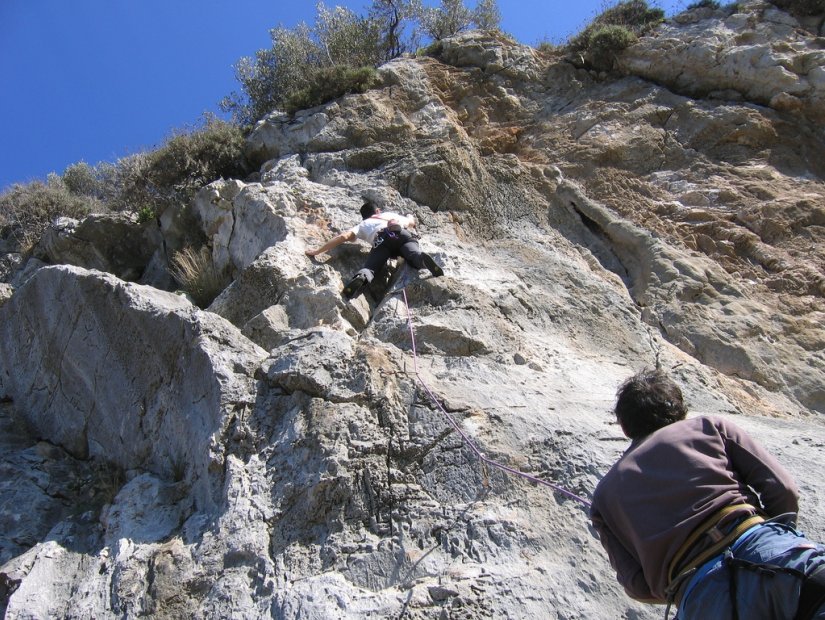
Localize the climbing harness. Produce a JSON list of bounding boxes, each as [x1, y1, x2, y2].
[[397, 285, 592, 509], [667, 504, 765, 588], [663, 504, 765, 619], [662, 516, 825, 620], [373, 226, 408, 248]]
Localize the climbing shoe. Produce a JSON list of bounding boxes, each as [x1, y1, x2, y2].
[[422, 253, 444, 277], [342, 274, 367, 299]]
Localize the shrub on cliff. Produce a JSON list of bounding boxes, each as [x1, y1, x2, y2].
[[591, 0, 665, 30], [284, 65, 381, 114], [1, 118, 247, 250], [222, 0, 502, 124], [134, 117, 248, 216], [66, 117, 247, 220], [585, 25, 639, 70], [0, 177, 95, 252], [221, 4, 391, 125], [568, 0, 664, 70]]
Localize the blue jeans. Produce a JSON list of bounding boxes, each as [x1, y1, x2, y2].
[[677, 522, 825, 619]]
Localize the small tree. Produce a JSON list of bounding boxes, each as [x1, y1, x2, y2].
[[222, 22, 321, 126], [221, 3, 391, 125], [473, 0, 502, 31], [316, 4, 383, 66], [417, 0, 475, 40], [369, 0, 421, 61], [414, 0, 502, 41], [221, 0, 504, 123]]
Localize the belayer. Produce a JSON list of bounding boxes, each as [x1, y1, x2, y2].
[[305, 200, 443, 298], [591, 369, 825, 620]]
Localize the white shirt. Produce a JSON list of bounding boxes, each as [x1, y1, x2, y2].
[[349, 211, 414, 244]]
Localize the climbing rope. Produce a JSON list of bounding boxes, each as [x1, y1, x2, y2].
[[399, 286, 592, 509]]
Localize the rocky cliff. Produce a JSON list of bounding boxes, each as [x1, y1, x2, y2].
[[1, 2, 824, 618]]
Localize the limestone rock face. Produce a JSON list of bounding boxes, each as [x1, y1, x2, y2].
[[32, 214, 156, 283], [619, 0, 825, 125], [2, 16, 825, 620], [0, 266, 265, 512]]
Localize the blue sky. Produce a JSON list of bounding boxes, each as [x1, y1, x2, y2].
[[0, 0, 686, 192]]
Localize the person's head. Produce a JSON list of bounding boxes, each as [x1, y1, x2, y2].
[[360, 201, 379, 220], [614, 369, 688, 439]]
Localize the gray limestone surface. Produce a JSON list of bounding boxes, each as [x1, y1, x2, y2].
[[1, 8, 824, 619]]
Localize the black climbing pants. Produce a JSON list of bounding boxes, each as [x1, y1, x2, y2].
[[356, 229, 424, 282]]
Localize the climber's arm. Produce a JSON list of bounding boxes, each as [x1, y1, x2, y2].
[[305, 230, 356, 257]]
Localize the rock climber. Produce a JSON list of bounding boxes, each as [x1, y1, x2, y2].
[[305, 200, 443, 298], [591, 369, 825, 620]]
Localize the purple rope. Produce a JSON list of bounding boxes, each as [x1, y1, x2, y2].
[[400, 288, 592, 509]]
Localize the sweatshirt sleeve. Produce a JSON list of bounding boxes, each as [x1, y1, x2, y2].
[[591, 509, 659, 602], [717, 418, 799, 516]]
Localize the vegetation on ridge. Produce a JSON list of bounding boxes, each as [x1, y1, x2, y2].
[[220, 0, 503, 125], [11, 0, 821, 285], [567, 0, 664, 71], [0, 179, 94, 252], [0, 115, 247, 253], [2, 1, 504, 252]]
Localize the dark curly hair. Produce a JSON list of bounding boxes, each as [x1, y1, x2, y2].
[[360, 200, 378, 220], [614, 369, 688, 439]]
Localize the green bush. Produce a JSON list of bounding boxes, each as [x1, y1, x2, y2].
[[596, 0, 665, 28], [0, 117, 248, 252], [568, 0, 664, 69], [64, 117, 248, 220], [0, 178, 96, 252], [136, 205, 156, 224], [222, 5, 388, 125], [96, 152, 155, 215], [284, 66, 381, 114], [222, 1, 502, 124], [144, 117, 248, 202], [587, 25, 639, 70], [417, 40, 445, 58], [62, 161, 105, 199]]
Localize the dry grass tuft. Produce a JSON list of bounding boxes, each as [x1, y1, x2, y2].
[[169, 246, 230, 308]]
